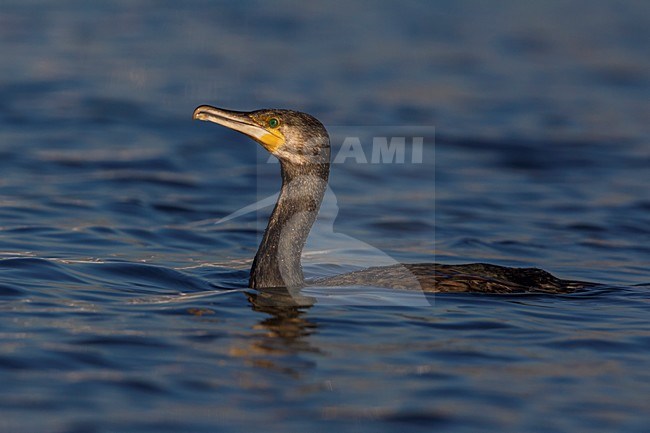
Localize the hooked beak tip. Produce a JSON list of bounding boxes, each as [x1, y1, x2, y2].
[[192, 105, 211, 121]]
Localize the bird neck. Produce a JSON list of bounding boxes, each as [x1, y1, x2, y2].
[[249, 161, 329, 289]]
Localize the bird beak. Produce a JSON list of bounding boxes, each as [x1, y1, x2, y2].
[[192, 105, 284, 152]]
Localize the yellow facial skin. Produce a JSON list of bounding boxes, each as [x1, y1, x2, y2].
[[193, 106, 286, 153]]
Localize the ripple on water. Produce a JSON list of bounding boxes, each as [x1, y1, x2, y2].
[[0, 257, 88, 285], [76, 262, 218, 294]]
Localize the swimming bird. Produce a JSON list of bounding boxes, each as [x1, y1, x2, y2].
[[193, 105, 592, 293]]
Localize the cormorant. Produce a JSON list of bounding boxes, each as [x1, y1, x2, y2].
[[193, 105, 592, 293]]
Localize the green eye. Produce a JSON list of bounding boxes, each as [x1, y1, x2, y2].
[[268, 118, 280, 128]]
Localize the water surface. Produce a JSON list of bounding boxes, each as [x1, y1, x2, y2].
[[1, 1, 649, 432]]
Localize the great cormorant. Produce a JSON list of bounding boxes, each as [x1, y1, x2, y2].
[[193, 105, 592, 293]]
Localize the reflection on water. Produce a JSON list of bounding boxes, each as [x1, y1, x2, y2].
[[245, 287, 321, 373]]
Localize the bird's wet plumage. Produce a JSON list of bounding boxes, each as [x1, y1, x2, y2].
[[312, 263, 595, 293]]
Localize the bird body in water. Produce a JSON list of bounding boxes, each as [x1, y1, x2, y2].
[[193, 105, 593, 294]]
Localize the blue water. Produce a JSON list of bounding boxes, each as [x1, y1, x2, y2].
[[1, 1, 649, 432]]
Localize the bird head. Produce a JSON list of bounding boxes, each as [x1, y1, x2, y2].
[[193, 105, 330, 166]]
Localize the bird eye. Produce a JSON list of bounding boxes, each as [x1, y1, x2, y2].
[[268, 118, 280, 128]]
